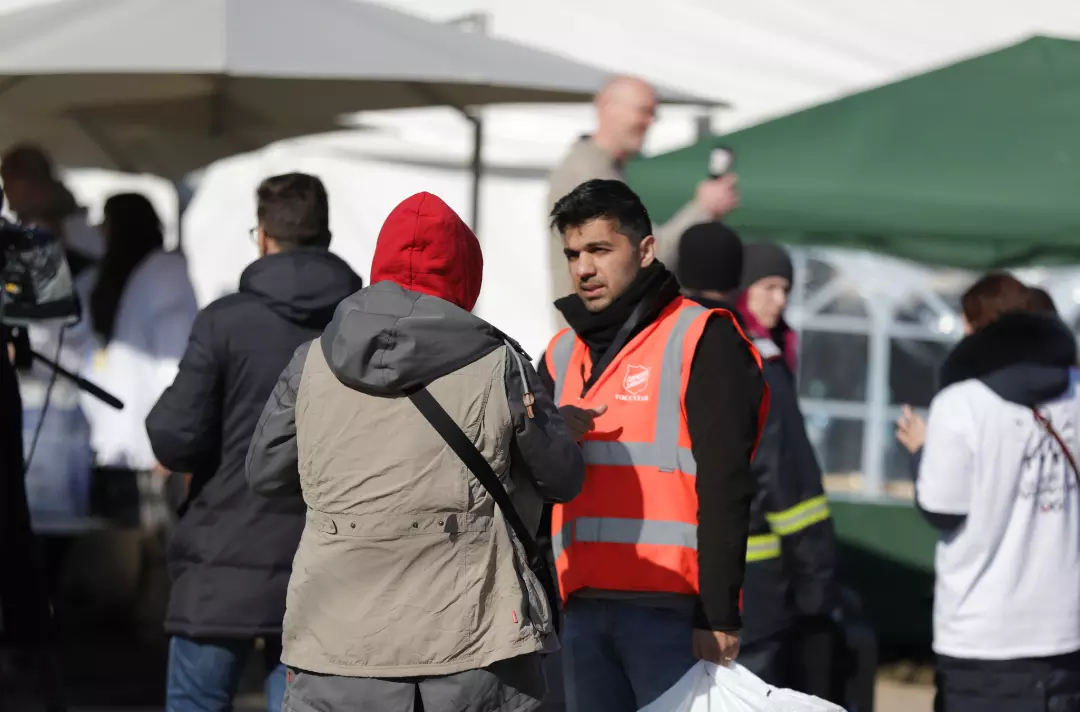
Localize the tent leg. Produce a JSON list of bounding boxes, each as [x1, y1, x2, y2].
[[861, 300, 893, 498], [173, 180, 194, 253], [465, 110, 483, 234]]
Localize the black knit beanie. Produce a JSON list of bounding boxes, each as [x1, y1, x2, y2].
[[675, 222, 744, 293], [740, 241, 793, 289]]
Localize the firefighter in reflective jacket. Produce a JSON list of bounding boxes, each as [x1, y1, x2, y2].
[[735, 242, 841, 700], [538, 180, 768, 712]]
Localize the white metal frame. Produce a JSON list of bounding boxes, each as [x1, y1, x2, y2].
[[783, 246, 1080, 499]]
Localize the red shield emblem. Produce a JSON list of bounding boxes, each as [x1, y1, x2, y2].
[[623, 364, 651, 395]]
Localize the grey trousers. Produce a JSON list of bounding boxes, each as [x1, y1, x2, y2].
[[283, 653, 546, 712]]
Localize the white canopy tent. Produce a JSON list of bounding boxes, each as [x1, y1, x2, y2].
[[0, 0, 706, 235]]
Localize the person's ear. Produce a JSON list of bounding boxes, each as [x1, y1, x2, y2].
[[638, 234, 656, 268], [257, 227, 270, 257]]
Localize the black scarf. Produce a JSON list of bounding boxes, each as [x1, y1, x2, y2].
[[939, 312, 1076, 391], [554, 261, 681, 363]]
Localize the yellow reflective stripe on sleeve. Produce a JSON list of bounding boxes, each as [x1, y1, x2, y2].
[[765, 494, 831, 537], [746, 533, 781, 562]]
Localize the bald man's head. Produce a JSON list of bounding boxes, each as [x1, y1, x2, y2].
[[593, 76, 657, 161]]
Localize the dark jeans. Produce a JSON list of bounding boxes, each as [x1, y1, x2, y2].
[[792, 617, 839, 702], [936, 650, 1080, 712], [738, 632, 793, 688], [166, 635, 286, 712], [561, 598, 697, 712]]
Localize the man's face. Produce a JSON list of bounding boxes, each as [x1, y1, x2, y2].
[[745, 276, 791, 329], [600, 83, 657, 158], [563, 218, 655, 313]]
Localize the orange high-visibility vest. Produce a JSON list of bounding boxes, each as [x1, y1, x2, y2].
[[545, 297, 768, 603]]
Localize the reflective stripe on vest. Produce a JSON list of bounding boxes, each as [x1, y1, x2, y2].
[[549, 329, 575, 404], [580, 441, 698, 476], [765, 494, 831, 537], [551, 520, 781, 563]]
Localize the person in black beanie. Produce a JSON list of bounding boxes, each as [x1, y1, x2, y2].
[[735, 241, 842, 703], [676, 222, 745, 318]]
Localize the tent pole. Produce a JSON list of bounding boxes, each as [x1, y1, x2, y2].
[[173, 180, 194, 253], [444, 12, 489, 234], [695, 106, 712, 141], [467, 110, 483, 234], [860, 299, 893, 498]]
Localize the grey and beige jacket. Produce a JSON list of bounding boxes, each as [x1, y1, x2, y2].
[[245, 281, 585, 678]]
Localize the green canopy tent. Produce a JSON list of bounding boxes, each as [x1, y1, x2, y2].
[[626, 35, 1080, 269]]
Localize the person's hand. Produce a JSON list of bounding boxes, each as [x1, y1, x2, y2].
[[559, 404, 608, 441], [895, 405, 926, 454], [695, 173, 740, 218], [692, 629, 740, 666], [152, 461, 171, 477]]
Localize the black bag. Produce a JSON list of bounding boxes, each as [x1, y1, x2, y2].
[[407, 387, 560, 633]]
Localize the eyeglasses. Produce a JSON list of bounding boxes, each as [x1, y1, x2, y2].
[[249, 226, 259, 243]]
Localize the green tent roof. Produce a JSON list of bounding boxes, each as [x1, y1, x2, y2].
[[626, 35, 1080, 269]]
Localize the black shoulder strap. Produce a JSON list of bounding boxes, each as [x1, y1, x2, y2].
[[408, 387, 540, 561], [1033, 408, 1080, 486], [580, 294, 655, 397]]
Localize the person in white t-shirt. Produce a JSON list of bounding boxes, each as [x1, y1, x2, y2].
[[915, 273, 1080, 712]]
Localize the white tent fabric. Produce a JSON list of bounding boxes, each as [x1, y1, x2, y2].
[[0, 0, 705, 178], [4, 0, 1080, 356]]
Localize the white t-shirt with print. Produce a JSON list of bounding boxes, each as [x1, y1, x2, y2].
[[917, 371, 1080, 660]]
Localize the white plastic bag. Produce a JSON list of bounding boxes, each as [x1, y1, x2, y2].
[[639, 661, 846, 712]]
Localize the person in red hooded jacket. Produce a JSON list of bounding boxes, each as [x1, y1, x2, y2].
[[246, 192, 585, 712]]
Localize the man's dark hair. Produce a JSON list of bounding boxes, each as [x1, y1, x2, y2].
[[549, 179, 652, 243], [256, 173, 331, 249], [1028, 286, 1058, 315]]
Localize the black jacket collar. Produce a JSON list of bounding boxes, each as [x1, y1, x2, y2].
[[239, 248, 363, 328], [939, 312, 1077, 406]]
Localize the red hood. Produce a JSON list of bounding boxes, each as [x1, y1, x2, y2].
[[370, 192, 483, 311]]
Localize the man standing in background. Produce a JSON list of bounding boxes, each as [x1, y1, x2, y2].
[[546, 76, 740, 324], [0, 144, 103, 274], [0, 184, 66, 712], [146, 173, 363, 712], [675, 222, 745, 315]]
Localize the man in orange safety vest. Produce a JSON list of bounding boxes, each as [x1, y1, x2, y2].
[[537, 179, 769, 711]]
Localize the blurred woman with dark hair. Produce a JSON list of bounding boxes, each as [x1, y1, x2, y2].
[[81, 193, 197, 527], [89, 193, 166, 343], [901, 272, 1080, 712]]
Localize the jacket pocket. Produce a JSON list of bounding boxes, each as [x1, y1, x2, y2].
[[511, 532, 552, 635]]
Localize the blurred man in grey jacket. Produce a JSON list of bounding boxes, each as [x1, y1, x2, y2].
[[547, 76, 739, 326]]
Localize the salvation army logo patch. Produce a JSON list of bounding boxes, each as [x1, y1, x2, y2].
[[620, 364, 651, 400]]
